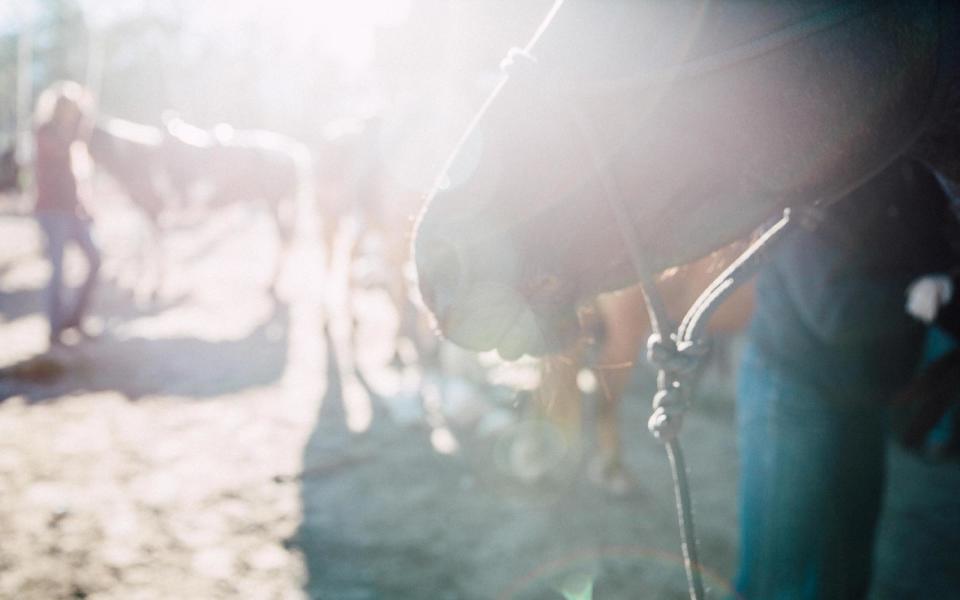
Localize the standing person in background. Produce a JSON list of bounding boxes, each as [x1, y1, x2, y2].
[[32, 81, 99, 347], [734, 158, 960, 599]]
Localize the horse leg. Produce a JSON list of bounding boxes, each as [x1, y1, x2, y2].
[[383, 224, 436, 369], [136, 186, 166, 303], [127, 201, 160, 304], [320, 213, 338, 273], [145, 216, 165, 302], [513, 352, 584, 484], [589, 286, 648, 494], [268, 199, 293, 298]]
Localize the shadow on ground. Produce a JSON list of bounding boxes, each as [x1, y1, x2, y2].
[[0, 282, 289, 402], [294, 332, 741, 600]]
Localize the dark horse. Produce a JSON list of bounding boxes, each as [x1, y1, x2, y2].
[[162, 116, 310, 292], [413, 0, 960, 360]]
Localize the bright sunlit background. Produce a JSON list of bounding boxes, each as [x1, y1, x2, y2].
[[0, 0, 550, 143]]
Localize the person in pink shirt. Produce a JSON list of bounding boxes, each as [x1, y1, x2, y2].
[[32, 81, 99, 346]]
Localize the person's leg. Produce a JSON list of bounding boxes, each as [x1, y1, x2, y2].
[[820, 399, 886, 598], [36, 213, 68, 343], [734, 343, 886, 599], [62, 215, 100, 330]]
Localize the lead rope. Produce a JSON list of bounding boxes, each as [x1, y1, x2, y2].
[[571, 100, 797, 597], [501, 45, 798, 600], [644, 212, 794, 600]]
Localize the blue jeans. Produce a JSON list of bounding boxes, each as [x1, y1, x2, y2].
[[735, 343, 886, 599], [36, 212, 100, 340]]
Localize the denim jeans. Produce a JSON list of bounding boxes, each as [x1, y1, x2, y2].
[[734, 342, 887, 599], [36, 211, 100, 340]]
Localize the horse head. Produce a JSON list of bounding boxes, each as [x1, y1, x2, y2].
[[414, 0, 945, 360]]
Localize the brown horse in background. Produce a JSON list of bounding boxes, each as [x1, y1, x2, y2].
[[162, 116, 310, 294], [314, 113, 443, 376], [86, 118, 170, 296], [312, 116, 389, 266], [88, 119, 167, 224]]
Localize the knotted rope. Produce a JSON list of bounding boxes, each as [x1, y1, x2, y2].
[[641, 213, 794, 600]]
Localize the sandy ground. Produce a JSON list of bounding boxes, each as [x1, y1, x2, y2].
[[0, 190, 745, 600]]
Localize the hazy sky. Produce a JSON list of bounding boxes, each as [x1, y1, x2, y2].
[[2, 0, 413, 73]]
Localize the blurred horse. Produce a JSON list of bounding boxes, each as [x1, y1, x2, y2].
[[313, 116, 387, 267], [413, 1, 960, 360], [88, 119, 168, 226], [310, 113, 449, 435], [532, 244, 755, 493], [162, 116, 310, 293], [315, 114, 441, 366], [85, 119, 169, 295]]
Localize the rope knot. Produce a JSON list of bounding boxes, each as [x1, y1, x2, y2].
[[648, 406, 685, 442], [647, 384, 689, 442], [646, 334, 708, 376], [646, 335, 707, 443], [499, 47, 539, 78]]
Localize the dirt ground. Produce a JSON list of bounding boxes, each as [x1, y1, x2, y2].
[[0, 191, 745, 600]]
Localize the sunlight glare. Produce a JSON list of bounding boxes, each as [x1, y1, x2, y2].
[[216, 0, 411, 73], [430, 426, 460, 455]]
